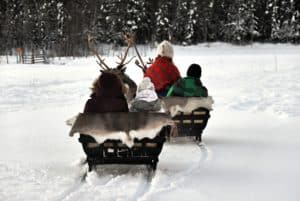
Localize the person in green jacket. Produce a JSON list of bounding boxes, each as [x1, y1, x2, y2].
[[167, 64, 208, 97]]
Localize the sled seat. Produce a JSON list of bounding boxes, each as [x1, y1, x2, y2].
[[79, 127, 168, 172], [172, 107, 210, 142]]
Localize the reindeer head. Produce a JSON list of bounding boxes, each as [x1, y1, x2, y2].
[[88, 33, 137, 101]]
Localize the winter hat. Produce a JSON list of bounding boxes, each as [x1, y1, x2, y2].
[[187, 64, 202, 78], [156, 40, 174, 59], [137, 77, 155, 92]]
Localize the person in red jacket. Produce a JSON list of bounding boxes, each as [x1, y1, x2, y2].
[[144, 40, 181, 96]]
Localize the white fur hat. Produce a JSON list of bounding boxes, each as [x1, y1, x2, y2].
[[138, 77, 155, 92], [156, 40, 174, 59]]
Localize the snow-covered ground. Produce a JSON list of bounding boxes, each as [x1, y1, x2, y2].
[[0, 43, 300, 201]]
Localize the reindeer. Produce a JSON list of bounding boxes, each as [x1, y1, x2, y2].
[[87, 33, 137, 101]]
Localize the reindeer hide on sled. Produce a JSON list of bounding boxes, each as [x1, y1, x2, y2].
[[69, 112, 172, 147], [162, 96, 214, 117]]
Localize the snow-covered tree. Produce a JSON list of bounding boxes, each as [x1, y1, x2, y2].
[[222, 0, 259, 44], [0, 1, 6, 53], [155, 0, 175, 42], [267, 0, 297, 42], [292, 1, 300, 42], [92, 0, 110, 43], [173, 0, 199, 45], [196, 0, 214, 42], [125, 0, 152, 43], [4, 0, 25, 48], [210, 0, 232, 41]]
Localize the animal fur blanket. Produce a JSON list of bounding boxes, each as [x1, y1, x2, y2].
[[162, 96, 214, 117], [69, 112, 172, 147]]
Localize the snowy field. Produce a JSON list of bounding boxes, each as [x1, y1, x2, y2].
[[0, 43, 300, 201]]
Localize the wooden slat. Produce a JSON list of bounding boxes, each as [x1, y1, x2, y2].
[[117, 143, 127, 147], [145, 143, 157, 148], [87, 142, 99, 148], [183, 120, 192, 124], [104, 142, 114, 147], [194, 120, 203, 124], [133, 143, 143, 147], [194, 111, 206, 115]]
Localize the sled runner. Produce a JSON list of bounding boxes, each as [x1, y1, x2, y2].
[[69, 112, 172, 171], [162, 97, 213, 142]]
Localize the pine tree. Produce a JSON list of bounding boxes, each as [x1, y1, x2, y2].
[[63, 0, 90, 56], [92, 0, 110, 43], [0, 0, 7, 54], [222, 0, 242, 43], [173, 0, 199, 45], [125, 0, 152, 43], [210, 0, 232, 41], [255, 0, 271, 41], [243, 0, 260, 42], [196, 0, 214, 42], [222, 0, 259, 44], [34, 0, 66, 50], [100, 0, 129, 45], [292, 0, 300, 42], [267, 0, 296, 42], [155, 0, 175, 42], [4, 0, 25, 48], [277, 0, 297, 42]]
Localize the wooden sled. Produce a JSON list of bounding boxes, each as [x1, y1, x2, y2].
[[79, 128, 167, 171], [172, 107, 210, 142], [69, 112, 171, 171], [162, 96, 213, 142]]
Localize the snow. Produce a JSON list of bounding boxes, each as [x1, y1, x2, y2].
[[1, 43, 300, 201]]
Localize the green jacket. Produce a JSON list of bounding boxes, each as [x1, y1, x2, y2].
[[167, 76, 208, 97]]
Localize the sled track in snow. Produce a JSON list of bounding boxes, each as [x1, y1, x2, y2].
[[194, 141, 212, 164], [128, 168, 155, 201], [137, 141, 212, 200], [52, 169, 88, 201], [52, 142, 211, 201]]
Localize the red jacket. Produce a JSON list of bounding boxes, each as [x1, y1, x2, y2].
[[144, 56, 181, 92]]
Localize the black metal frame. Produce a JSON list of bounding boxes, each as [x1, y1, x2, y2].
[[172, 107, 210, 142], [79, 127, 168, 171]]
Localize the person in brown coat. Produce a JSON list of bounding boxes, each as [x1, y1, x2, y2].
[[79, 72, 129, 155]]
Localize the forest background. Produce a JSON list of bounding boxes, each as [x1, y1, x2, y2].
[[0, 0, 299, 57]]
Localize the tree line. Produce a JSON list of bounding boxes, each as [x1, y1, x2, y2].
[[0, 0, 299, 56]]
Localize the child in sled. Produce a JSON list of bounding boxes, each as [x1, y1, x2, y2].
[[144, 40, 181, 97], [130, 77, 162, 112], [167, 63, 208, 97], [166, 64, 209, 137]]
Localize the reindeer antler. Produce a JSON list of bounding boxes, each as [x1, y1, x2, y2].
[[87, 34, 110, 70], [132, 39, 147, 73], [116, 33, 136, 67]]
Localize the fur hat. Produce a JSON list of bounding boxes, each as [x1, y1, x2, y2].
[[187, 64, 202, 78], [138, 77, 155, 92], [156, 40, 174, 59]]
